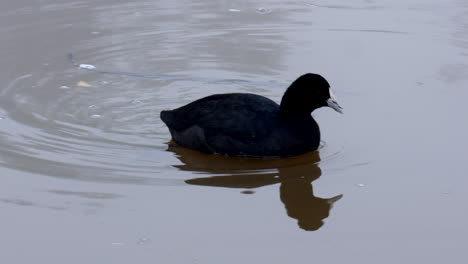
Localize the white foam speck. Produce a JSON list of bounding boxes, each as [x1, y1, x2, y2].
[[256, 7, 272, 14], [79, 64, 96, 70]]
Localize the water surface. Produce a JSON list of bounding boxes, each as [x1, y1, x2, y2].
[[1, 0, 467, 263]]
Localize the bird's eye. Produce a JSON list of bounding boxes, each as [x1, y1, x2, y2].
[[315, 89, 325, 96]]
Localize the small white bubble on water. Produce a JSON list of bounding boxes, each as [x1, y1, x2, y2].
[[137, 237, 150, 245], [91, 31, 100, 34], [228, 8, 241, 12], [59, 85, 71, 89], [306, 3, 321, 7], [131, 99, 142, 104], [88, 105, 98, 110], [356, 183, 366, 187], [90, 114, 102, 119], [79, 64, 96, 70], [111, 242, 125, 246], [256, 7, 272, 14]]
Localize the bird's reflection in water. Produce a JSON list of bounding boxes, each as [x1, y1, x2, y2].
[[168, 144, 342, 231]]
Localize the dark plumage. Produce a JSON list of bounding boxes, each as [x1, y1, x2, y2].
[[161, 73, 342, 157]]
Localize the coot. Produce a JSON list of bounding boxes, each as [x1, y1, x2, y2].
[[161, 73, 342, 157]]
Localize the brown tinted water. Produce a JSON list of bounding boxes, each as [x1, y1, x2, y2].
[[1, 0, 467, 263]]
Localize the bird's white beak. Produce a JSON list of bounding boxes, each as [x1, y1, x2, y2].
[[327, 89, 343, 114]]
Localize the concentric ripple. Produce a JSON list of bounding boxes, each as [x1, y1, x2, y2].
[[0, 0, 353, 185]]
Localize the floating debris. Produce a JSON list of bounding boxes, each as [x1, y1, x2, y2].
[[77, 81, 92, 87], [111, 242, 125, 246], [88, 105, 98, 110], [59, 85, 71, 89], [90, 114, 102, 119], [79, 64, 96, 70], [228, 8, 241, 12], [356, 183, 366, 187], [256, 7, 272, 14], [137, 237, 150, 245], [131, 99, 142, 104], [241, 190, 255, 194]]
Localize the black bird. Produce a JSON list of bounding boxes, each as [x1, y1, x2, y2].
[[160, 73, 343, 157]]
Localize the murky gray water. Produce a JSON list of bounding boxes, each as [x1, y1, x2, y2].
[[1, 0, 467, 263]]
